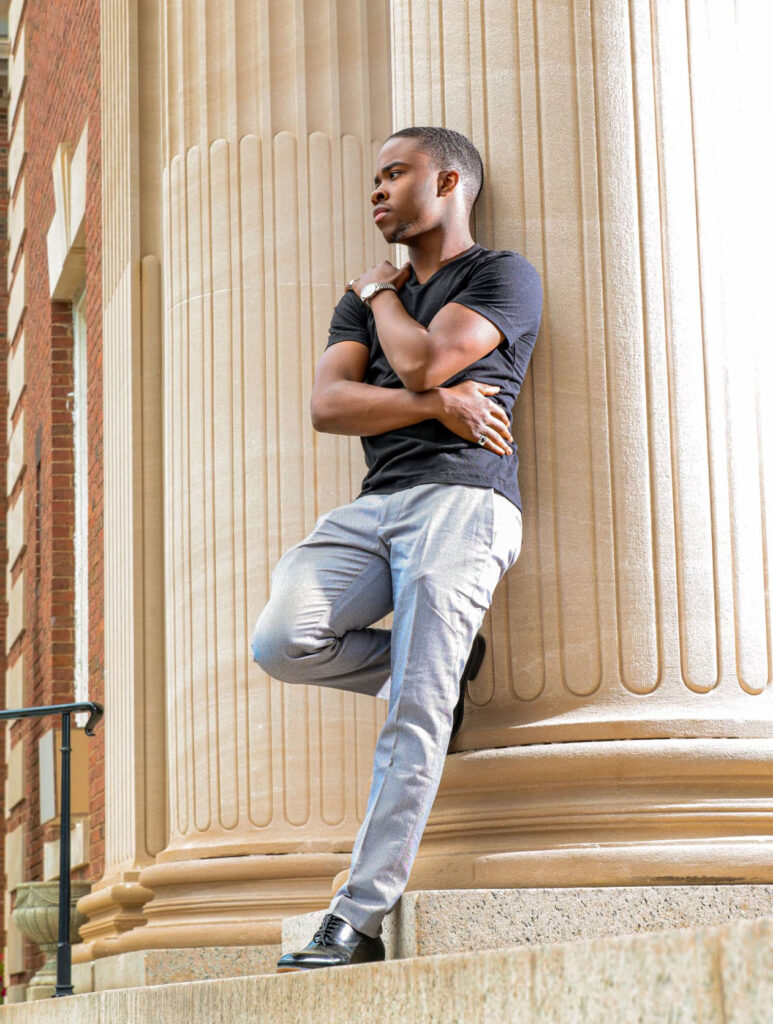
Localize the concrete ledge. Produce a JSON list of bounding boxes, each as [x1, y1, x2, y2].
[[283, 884, 773, 959], [3, 916, 771, 1023]]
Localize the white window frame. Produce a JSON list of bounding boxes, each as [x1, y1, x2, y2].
[[72, 286, 89, 716]]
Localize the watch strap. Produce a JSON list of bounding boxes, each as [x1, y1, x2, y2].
[[362, 281, 398, 306]]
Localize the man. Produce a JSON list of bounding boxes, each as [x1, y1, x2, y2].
[[251, 126, 542, 971]]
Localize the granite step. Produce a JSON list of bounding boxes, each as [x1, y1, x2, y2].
[[3, 915, 770, 1024], [282, 884, 773, 960]]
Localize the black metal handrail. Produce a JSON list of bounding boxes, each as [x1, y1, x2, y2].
[[0, 701, 104, 997]]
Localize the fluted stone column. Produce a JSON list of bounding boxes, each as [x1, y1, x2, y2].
[[117, 0, 394, 950], [391, 0, 773, 889], [76, 0, 168, 958]]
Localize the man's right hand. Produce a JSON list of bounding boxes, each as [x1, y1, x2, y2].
[[433, 380, 514, 457]]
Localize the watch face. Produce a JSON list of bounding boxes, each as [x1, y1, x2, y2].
[[361, 282, 378, 300]]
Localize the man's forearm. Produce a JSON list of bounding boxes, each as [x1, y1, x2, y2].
[[311, 380, 440, 436], [368, 290, 432, 390]]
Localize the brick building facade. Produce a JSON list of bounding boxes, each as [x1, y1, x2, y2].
[[1, 0, 104, 999]]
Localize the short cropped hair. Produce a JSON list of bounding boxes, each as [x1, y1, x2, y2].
[[388, 126, 484, 210]]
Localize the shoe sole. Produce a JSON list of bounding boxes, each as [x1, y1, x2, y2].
[[276, 964, 339, 972], [277, 960, 384, 972]]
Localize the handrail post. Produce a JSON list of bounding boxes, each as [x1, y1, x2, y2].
[[0, 701, 103, 997], [54, 711, 73, 997]]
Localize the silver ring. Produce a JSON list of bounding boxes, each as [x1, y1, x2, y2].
[[347, 278, 358, 289], [477, 434, 486, 447]]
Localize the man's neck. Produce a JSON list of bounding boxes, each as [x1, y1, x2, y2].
[[406, 225, 476, 284]]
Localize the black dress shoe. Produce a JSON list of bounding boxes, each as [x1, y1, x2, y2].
[[449, 633, 486, 747], [276, 913, 385, 972]]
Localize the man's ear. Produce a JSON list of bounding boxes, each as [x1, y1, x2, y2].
[[437, 169, 460, 197]]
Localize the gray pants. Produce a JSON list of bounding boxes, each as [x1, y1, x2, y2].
[[250, 482, 522, 937]]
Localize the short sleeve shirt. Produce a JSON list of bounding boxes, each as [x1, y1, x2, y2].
[[325, 244, 543, 512]]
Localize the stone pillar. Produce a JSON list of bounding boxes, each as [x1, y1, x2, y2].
[[391, 0, 773, 888], [117, 0, 394, 950], [76, 0, 168, 958]]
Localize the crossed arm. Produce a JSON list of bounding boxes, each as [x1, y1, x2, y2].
[[311, 291, 514, 454], [310, 340, 444, 436], [363, 288, 507, 392]]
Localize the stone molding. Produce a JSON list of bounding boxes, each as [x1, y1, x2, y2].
[[8, 20, 24, 125], [6, 474, 25, 570], [8, 100, 25, 195], [8, 0, 26, 52], [75, 875, 155, 961], [4, 739, 25, 815], [46, 122, 88, 300], [6, 406, 24, 496], [407, 739, 773, 889], [8, 176, 25, 273], [7, 251, 25, 344], [5, 567, 25, 655], [102, 853, 351, 951], [7, 331, 25, 424], [4, 654, 25, 711]]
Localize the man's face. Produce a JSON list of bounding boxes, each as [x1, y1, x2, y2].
[[370, 137, 442, 244]]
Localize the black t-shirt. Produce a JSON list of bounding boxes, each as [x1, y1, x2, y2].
[[325, 244, 542, 512]]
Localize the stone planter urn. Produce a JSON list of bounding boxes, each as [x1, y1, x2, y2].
[[11, 881, 90, 1000]]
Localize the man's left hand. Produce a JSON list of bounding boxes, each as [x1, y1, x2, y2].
[[346, 261, 411, 297]]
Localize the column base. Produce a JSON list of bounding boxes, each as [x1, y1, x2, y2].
[[105, 852, 351, 951], [408, 737, 773, 889], [75, 870, 154, 961]]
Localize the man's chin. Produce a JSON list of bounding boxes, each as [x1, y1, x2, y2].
[[385, 221, 412, 244]]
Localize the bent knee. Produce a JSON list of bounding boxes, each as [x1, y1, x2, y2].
[[250, 614, 334, 683], [250, 616, 287, 677]]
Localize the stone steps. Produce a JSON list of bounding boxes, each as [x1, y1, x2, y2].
[[283, 884, 773, 960], [4, 915, 770, 1023]]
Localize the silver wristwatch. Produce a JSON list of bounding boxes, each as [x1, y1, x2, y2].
[[360, 281, 398, 307]]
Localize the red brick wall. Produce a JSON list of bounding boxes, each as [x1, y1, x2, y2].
[[3, 0, 103, 985]]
